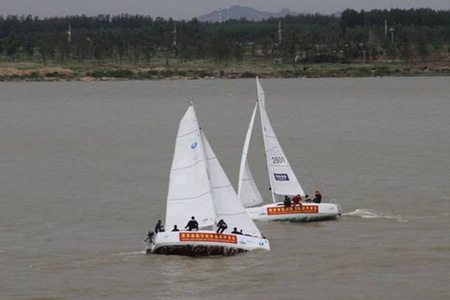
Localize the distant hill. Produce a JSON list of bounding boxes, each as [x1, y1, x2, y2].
[[198, 5, 297, 22]]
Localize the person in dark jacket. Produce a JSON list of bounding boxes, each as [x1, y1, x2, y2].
[[216, 219, 228, 234], [231, 227, 240, 234], [185, 216, 199, 231], [144, 231, 154, 243], [283, 195, 292, 207], [172, 225, 179, 232], [155, 220, 163, 233], [314, 190, 322, 203]]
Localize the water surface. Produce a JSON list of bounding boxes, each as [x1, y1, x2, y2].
[[1, 78, 449, 300]]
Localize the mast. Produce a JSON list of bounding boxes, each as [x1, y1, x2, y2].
[[264, 106, 277, 204], [257, 79, 277, 203]]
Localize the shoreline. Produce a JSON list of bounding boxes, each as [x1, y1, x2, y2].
[[1, 63, 449, 82]]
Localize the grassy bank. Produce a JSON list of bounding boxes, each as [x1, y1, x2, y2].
[[1, 59, 450, 81]]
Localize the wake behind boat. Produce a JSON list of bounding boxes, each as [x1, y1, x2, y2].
[[146, 103, 270, 256], [238, 78, 341, 222]]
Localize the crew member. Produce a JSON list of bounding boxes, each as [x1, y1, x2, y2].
[[216, 219, 228, 234], [231, 227, 240, 234], [284, 195, 292, 207], [172, 225, 179, 232], [304, 194, 312, 202], [314, 190, 322, 203], [185, 216, 199, 231], [155, 220, 163, 233], [292, 194, 302, 209], [144, 231, 154, 243]]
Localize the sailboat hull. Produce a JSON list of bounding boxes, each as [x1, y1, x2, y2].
[[245, 202, 340, 222], [146, 231, 270, 257]]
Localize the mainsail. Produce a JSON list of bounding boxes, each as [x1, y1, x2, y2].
[[238, 102, 264, 207], [202, 132, 262, 237], [257, 78, 305, 200], [165, 104, 216, 231]]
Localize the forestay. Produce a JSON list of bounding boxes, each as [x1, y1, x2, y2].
[[202, 132, 262, 238], [165, 104, 216, 231], [257, 78, 305, 199], [238, 102, 264, 208]]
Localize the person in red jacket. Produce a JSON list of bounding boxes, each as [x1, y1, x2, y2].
[[292, 194, 302, 210]]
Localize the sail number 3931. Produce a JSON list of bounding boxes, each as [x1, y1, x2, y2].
[[271, 156, 286, 164]]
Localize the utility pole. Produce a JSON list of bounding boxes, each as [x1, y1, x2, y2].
[[389, 27, 395, 44], [173, 21, 178, 57], [63, 22, 72, 65], [278, 21, 282, 45], [173, 22, 177, 48], [66, 23, 72, 45], [384, 19, 388, 37]]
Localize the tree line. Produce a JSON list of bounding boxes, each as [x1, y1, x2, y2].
[[0, 8, 449, 66]]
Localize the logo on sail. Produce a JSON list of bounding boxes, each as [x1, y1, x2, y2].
[[274, 173, 289, 181], [191, 142, 198, 149]]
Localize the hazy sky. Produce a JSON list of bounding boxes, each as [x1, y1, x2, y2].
[[2, 0, 449, 19]]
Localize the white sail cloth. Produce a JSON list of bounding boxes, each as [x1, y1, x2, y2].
[[238, 102, 264, 208], [165, 104, 216, 231], [165, 103, 262, 237], [202, 132, 262, 238], [259, 99, 305, 197], [238, 78, 305, 206]]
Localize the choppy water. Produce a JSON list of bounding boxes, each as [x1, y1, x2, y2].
[[1, 78, 449, 300]]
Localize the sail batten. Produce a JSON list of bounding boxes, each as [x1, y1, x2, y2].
[[177, 128, 198, 138], [171, 159, 207, 171], [212, 185, 233, 189], [168, 190, 212, 201], [217, 212, 248, 216]]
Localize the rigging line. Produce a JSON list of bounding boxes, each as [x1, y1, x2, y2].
[[177, 128, 197, 138], [300, 155, 326, 195]]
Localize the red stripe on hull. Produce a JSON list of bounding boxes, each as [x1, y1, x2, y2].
[[179, 232, 238, 244], [267, 205, 319, 215]]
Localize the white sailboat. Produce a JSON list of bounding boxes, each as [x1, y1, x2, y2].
[[147, 103, 270, 256], [238, 78, 341, 222]]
